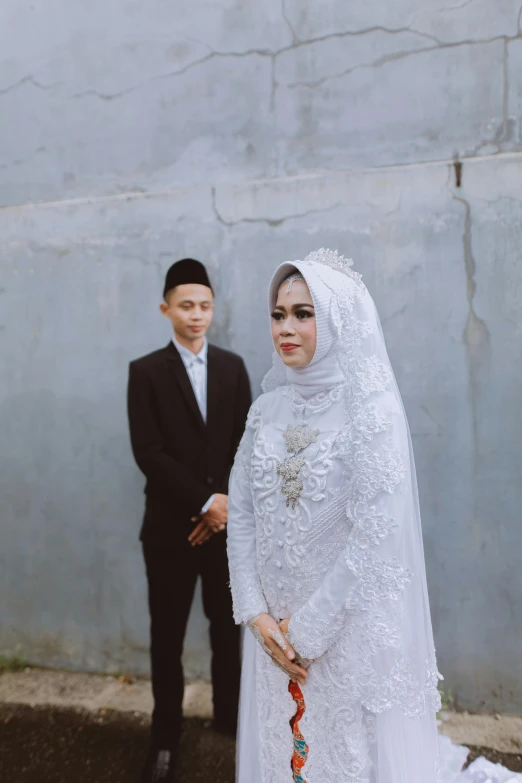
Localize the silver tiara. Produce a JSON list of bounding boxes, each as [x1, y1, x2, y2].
[[303, 248, 362, 284]]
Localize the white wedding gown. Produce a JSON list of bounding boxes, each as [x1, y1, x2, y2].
[[227, 251, 519, 783]]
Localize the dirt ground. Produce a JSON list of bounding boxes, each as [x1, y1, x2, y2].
[[2, 702, 522, 783], [2, 703, 522, 783], [1, 669, 522, 781], [0, 703, 235, 783]]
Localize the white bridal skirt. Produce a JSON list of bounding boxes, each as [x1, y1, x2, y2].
[[236, 628, 263, 783], [236, 629, 522, 783]]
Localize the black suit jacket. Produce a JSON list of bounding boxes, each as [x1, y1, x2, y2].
[[127, 341, 252, 548]]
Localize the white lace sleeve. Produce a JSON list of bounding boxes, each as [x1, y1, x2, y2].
[[288, 400, 409, 661], [227, 403, 268, 624], [287, 547, 356, 661]]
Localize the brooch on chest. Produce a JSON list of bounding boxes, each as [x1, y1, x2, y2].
[[277, 424, 320, 510]]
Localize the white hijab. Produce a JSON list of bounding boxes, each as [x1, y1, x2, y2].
[[267, 259, 346, 397]]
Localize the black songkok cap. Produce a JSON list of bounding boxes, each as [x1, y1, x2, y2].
[[163, 258, 213, 298]]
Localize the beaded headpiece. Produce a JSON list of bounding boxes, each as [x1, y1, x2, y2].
[[303, 248, 362, 284], [279, 272, 305, 294]]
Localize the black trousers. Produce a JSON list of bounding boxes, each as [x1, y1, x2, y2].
[[143, 531, 240, 750]]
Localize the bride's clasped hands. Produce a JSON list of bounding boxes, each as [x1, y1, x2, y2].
[[247, 613, 309, 686]]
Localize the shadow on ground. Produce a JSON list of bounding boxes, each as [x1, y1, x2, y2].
[[0, 704, 235, 783], [464, 746, 522, 773], [2, 703, 522, 782]]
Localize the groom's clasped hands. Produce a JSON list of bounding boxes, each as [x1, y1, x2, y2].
[[188, 493, 229, 546]]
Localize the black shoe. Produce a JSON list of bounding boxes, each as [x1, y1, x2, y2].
[[139, 747, 179, 782]]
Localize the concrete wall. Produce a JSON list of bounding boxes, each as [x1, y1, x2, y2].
[[1, 1, 521, 711]]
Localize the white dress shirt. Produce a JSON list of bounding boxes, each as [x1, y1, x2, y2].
[[172, 335, 213, 514]]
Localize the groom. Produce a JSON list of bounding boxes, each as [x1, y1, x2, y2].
[[127, 258, 251, 782]]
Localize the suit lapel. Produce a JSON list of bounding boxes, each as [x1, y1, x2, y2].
[[206, 345, 221, 431], [165, 342, 205, 431]]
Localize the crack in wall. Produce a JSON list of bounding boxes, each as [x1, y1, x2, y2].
[[458, 40, 513, 186], [409, 0, 478, 25], [382, 303, 407, 324], [283, 44, 436, 90], [211, 186, 340, 227], [436, 0, 476, 11], [0, 76, 59, 96], [62, 34, 442, 102], [500, 38, 511, 144], [1, 150, 522, 213], [269, 54, 277, 115], [450, 187, 491, 481], [288, 25, 442, 48], [0, 27, 447, 101], [281, 34, 518, 90], [71, 51, 266, 101], [281, 0, 299, 44], [3, 28, 520, 101], [421, 404, 445, 436]]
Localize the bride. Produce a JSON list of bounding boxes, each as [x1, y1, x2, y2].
[[227, 249, 442, 783]]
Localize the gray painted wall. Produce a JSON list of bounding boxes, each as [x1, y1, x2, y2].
[[1, 1, 521, 711]]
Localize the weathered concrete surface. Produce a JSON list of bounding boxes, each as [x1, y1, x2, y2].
[[1, 0, 522, 712], [1, 1, 522, 205]]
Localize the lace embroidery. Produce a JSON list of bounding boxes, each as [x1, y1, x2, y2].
[[283, 382, 344, 418]]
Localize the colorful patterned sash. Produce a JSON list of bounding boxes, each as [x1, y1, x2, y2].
[[288, 681, 309, 783]]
